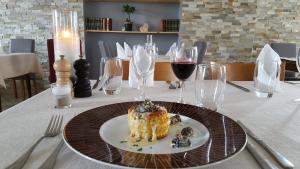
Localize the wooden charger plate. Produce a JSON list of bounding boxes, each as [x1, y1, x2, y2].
[[63, 101, 246, 169]]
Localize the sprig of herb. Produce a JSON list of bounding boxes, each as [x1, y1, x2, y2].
[[137, 147, 143, 151]]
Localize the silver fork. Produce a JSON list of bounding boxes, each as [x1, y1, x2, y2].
[[5, 115, 63, 169]]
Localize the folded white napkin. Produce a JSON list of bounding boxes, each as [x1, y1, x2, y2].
[[124, 42, 132, 58], [129, 45, 154, 88], [116, 42, 127, 59], [165, 42, 177, 57], [255, 44, 281, 91]]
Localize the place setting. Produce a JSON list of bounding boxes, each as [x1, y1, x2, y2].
[[1, 2, 300, 169]]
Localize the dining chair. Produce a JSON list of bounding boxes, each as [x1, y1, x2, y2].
[[270, 42, 296, 59], [122, 60, 176, 81], [47, 39, 56, 83], [98, 41, 112, 59], [226, 62, 286, 81], [10, 39, 36, 99], [194, 40, 207, 64]]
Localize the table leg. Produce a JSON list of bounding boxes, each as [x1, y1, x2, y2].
[[25, 74, 32, 98], [0, 90, 2, 112]]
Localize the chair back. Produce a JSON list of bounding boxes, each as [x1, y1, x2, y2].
[[122, 61, 176, 81], [226, 62, 286, 81], [98, 41, 112, 58], [194, 40, 207, 64], [10, 39, 35, 53], [47, 39, 56, 83], [154, 62, 177, 81], [270, 43, 296, 58]]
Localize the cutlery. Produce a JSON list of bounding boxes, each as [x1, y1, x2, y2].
[[92, 79, 100, 89], [238, 121, 294, 169], [6, 115, 63, 169], [38, 139, 64, 169], [285, 81, 300, 85], [246, 141, 278, 169], [99, 75, 113, 91], [226, 80, 251, 92]]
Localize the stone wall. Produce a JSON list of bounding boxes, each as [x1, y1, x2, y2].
[[0, 0, 84, 79], [1, 0, 300, 82], [180, 0, 300, 62]]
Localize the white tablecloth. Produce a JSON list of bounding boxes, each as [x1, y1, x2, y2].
[[0, 81, 299, 169], [0, 53, 43, 88]]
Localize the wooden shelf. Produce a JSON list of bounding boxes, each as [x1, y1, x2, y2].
[[84, 30, 179, 35], [84, 0, 180, 4]]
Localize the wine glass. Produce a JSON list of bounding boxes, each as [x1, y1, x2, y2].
[[132, 45, 156, 100], [195, 63, 226, 110], [254, 59, 280, 98], [170, 44, 198, 103], [102, 58, 123, 95]]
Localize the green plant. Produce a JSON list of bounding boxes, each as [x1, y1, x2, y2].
[[123, 4, 135, 22]]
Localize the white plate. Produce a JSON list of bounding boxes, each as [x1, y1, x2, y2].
[[100, 114, 209, 154]]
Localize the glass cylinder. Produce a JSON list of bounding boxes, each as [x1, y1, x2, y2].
[[51, 83, 72, 108], [52, 9, 80, 63]]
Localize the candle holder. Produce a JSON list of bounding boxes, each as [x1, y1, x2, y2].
[[52, 9, 80, 63]]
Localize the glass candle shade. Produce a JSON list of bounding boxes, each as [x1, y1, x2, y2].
[[52, 9, 80, 63]]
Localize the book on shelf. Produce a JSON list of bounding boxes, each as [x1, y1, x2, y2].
[[160, 19, 180, 32], [85, 17, 112, 31]]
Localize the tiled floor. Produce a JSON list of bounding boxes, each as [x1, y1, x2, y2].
[[1, 80, 46, 111]]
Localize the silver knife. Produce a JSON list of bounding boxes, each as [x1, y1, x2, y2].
[[226, 81, 251, 92], [38, 139, 64, 169], [238, 121, 294, 169], [92, 79, 100, 89], [247, 141, 278, 169]]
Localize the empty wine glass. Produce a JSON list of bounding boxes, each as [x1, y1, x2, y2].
[[195, 63, 226, 110], [132, 45, 156, 100], [170, 44, 197, 103], [254, 59, 280, 98], [102, 58, 123, 95]]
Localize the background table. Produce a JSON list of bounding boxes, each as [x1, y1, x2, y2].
[[0, 81, 299, 169], [0, 53, 43, 88]]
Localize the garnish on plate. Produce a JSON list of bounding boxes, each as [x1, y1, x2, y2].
[[181, 127, 194, 137], [137, 147, 143, 151], [171, 133, 191, 148], [170, 114, 182, 125], [120, 140, 127, 143]]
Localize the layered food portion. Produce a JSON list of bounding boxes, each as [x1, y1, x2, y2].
[[128, 100, 170, 142]]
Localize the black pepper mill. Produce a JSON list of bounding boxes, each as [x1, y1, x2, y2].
[[73, 55, 92, 98]]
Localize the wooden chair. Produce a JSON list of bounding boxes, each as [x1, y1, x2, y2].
[[47, 39, 56, 83], [10, 39, 36, 99], [122, 60, 176, 81], [226, 62, 286, 81]]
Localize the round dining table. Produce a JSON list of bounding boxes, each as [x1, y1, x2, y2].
[[0, 81, 299, 169]]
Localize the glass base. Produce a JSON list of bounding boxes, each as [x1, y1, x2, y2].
[[293, 98, 300, 104], [54, 104, 71, 109], [177, 99, 185, 104], [104, 89, 121, 95], [255, 91, 273, 98]]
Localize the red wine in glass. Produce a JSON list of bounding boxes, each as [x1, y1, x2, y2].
[[171, 62, 196, 81]]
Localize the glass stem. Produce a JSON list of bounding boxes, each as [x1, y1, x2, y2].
[[179, 81, 185, 103], [140, 76, 146, 99]]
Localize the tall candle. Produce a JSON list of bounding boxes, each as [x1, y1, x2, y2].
[[53, 10, 80, 64]]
